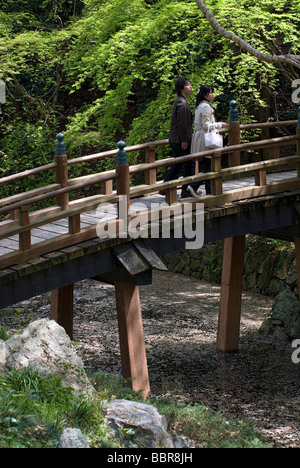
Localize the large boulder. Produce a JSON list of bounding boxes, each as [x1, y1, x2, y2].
[[0, 318, 93, 394]]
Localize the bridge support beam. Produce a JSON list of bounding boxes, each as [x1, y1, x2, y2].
[[115, 281, 150, 400], [50, 284, 74, 340], [217, 235, 245, 352]]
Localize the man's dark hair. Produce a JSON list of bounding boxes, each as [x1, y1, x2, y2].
[[175, 77, 189, 96]]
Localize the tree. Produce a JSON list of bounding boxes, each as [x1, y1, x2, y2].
[[195, 0, 300, 75], [0, 0, 299, 182]]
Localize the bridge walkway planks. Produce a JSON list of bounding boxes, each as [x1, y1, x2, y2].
[[0, 170, 296, 256]]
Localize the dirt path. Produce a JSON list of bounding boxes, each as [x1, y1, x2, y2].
[[1, 270, 300, 448]]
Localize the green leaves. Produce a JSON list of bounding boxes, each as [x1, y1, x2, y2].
[[0, 0, 299, 166]]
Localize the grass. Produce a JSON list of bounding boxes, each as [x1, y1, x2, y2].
[[0, 367, 273, 449]]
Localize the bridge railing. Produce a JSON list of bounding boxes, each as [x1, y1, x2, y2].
[[0, 104, 299, 269]]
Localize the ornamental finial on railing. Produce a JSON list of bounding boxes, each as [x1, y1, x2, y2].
[[116, 140, 128, 165], [229, 100, 239, 122], [56, 133, 66, 156]]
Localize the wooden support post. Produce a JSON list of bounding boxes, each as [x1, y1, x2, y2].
[[295, 238, 300, 301], [145, 145, 157, 185], [217, 235, 246, 352], [115, 281, 150, 399], [55, 133, 69, 210], [50, 284, 74, 339], [228, 100, 240, 167]]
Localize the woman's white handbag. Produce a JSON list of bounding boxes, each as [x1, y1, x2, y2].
[[204, 124, 223, 149]]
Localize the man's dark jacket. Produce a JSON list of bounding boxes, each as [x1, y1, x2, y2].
[[169, 95, 193, 146]]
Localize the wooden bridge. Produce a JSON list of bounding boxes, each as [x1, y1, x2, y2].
[[0, 102, 300, 398]]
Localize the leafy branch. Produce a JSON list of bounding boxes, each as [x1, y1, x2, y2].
[[195, 0, 300, 69]]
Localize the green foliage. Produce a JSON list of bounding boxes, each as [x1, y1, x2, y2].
[[91, 372, 272, 448], [0, 367, 114, 448], [154, 399, 272, 448], [0, 0, 299, 194], [0, 367, 271, 448]]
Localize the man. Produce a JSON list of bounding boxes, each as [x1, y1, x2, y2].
[[160, 77, 198, 198]]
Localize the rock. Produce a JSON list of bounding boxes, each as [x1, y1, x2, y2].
[[285, 260, 298, 289], [270, 288, 300, 331], [103, 399, 175, 448], [260, 288, 300, 339], [0, 319, 93, 394], [60, 428, 89, 448], [0, 339, 8, 370]]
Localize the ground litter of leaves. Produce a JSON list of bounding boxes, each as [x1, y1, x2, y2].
[[2, 270, 300, 448]]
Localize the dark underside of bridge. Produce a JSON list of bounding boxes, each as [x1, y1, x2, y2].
[[0, 190, 299, 310]]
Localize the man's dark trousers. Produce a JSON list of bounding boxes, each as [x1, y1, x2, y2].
[[164, 143, 195, 193]]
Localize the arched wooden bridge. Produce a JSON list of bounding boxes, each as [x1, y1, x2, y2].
[[0, 103, 300, 398]]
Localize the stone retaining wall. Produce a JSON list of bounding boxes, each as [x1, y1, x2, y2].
[[162, 235, 296, 297]]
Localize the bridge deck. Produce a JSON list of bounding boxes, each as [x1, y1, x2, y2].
[[0, 169, 296, 257]]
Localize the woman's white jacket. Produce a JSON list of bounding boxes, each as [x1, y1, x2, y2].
[[191, 101, 223, 156]]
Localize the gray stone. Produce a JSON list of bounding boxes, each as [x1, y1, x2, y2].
[[289, 318, 300, 340], [60, 428, 89, 448], [0, 339, 8, 370], [270, 288, 300, 332], [285, 260, 298, 288], [1, 319, 93, 394], [103, 399, 175, 448]]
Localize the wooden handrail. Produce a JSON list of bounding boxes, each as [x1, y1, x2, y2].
[[0, 170, 119, 216], [0, 109, 298, 269], [0, 119, 296, 188], [0, 134, 297, 215], [0, 162, 57, 186], [240, 120, 298, 130], [129, 135, 298, 175]]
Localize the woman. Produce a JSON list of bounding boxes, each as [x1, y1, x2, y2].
[[190, 85, 229, 195]]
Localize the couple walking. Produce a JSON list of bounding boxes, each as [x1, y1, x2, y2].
[[160, 77, 229, 198]]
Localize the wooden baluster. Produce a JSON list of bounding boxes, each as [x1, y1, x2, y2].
[[116, 141, 130, 236], [210, 151, 222, 195], [55, 133, 69, 210], [69, 214, 81, 234], [101, 179, 113, 195], [255, 168, 267, 186], [165, 187, 178, 205], [228, 100, 240, 167], [271, 146, 280, 160], [19, 205, 31, 251], [145, 145, 156, 185]]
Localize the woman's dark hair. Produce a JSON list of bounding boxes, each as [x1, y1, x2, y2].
[[196, 85, 213, 107], [175, 77, 190, 96]]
